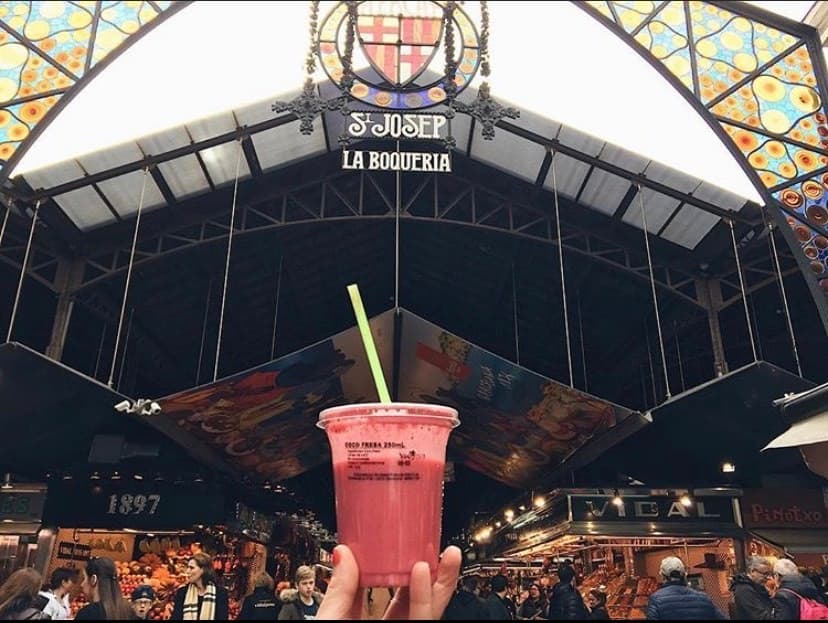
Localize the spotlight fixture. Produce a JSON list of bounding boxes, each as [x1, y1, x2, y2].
[[721, 461, 736, 474], [534, 496, 546, 509], [679, 493, 693, 508], [504, 509, 515, 522], [612, 489, 623, 507], [494, 521, 501, 528], [90, 472, 101, 481], [111, 472, 121, 481], [154, 473, 165, 482], [133, 474, 144, 481], [263, 481, 272, 490], [518, 505, 527, 512], [1, 474, 11, 490], [62, 474, 73, 481], [193, 474, 204, 483]]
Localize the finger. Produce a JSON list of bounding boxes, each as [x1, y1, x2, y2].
[[317, 545, 360, 620], [432, 546, 462, 616], [383, 586, 409, 620], [407, 562, 433, 620]]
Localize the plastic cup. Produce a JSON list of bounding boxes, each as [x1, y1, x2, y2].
[[318, 402, 460, 587]]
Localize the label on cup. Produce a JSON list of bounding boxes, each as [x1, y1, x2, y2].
[[341, 440, 423, 481]]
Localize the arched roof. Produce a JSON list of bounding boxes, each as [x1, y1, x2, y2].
[[6, 1, 828, 329]]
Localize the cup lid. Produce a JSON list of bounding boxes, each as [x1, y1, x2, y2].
[[318, 402, 459, 428]]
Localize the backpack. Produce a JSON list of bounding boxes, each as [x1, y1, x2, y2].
[[779, 589, 828, 620]]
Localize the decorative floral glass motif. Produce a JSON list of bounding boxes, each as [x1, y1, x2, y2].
[[0, 1, 184, 178], [583, 0, 828, 308]]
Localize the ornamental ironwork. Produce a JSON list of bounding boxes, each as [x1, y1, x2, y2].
[[274, 1, 517, 144]]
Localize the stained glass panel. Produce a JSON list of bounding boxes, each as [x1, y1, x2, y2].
[[0, 1, 184, 178]]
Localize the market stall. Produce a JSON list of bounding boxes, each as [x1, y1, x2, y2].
[[40, 479, 255, 620], [0, 483, 49, 582], [474, 489, 746, 620]]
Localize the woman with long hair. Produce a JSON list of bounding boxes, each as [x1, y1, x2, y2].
[[0, 567, 49, 620], [171, 552, 229, 620], [75, 556, 134, 620]]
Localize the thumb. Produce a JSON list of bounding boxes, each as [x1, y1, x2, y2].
[[317, 545, 362, 620]]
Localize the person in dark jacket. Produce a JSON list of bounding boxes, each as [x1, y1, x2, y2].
[[772, 558, 828, 620], [485, 574, 514, 620], [547, 565, 588, 621], [239, 572, 279, 620], [646, 556, 726, 620], [517, 584, 547, 620], [586, 589, 610, 620], [443, 575, 489, 620], [278, 566, 323, 620], [731, 556, 774, 620]]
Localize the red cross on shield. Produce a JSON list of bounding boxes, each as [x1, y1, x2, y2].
[[357, 14, 443, 86]]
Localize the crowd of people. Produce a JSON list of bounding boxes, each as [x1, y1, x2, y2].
[[0, 548, 826, 620], [441, 555, 828, 621], [0, 554, 325, 621]]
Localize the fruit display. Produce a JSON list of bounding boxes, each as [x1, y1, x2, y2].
[[67, 536, 246, 620]]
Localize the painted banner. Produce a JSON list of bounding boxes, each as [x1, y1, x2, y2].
[[397, 310, 633, 487], [157, 310, 395, 482]]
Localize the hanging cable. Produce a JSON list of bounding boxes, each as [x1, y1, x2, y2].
[[673, 321, 686, 393], [270, 256, 283, 361], [728, 219, 758, 363], [108, 171, 148, 388], [93, 322, 107, 380], [395, 139, 401, 310], [638, 185, 671, 399], [0, 203, 10, 250], [196, 279, 212, 385], [577, 288, 588, 392], [551, 152, 574, 387], [766, 218, 803, 376], [644, 322, 658, 405], [6, 200, 40, 342], [213, 140, 244, 382], [511, 261, 520, 365], [116, 307, 134, 391]]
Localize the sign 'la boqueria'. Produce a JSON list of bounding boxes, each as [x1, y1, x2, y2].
[[273, 1, 520, 172]]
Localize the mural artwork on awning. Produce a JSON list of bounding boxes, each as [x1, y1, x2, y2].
[[156, 308, 636, 487], [397, 311, 634, 487], [157, 310, 396, 481]]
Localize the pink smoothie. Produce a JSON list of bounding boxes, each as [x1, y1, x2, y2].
[[319, 404, 459, 587]]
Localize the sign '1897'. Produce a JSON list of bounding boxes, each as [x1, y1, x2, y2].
[[107, 493, 161, 515]]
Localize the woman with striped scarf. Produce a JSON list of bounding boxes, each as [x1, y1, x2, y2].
[[171, 553, 229, 621]]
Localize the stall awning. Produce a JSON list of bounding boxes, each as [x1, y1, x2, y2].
[[764, 412, 828, 449], [570, 522, 746, 539], [751, 529, 828, 554]]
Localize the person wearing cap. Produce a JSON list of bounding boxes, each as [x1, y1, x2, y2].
[[131, 585, 156, 620], [646, 556, 726, 620]]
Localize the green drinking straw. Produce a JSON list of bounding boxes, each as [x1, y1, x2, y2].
[[347, 283, 391, 403]]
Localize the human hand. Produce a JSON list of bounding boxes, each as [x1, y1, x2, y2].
[[316, 544, 462, 620]]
